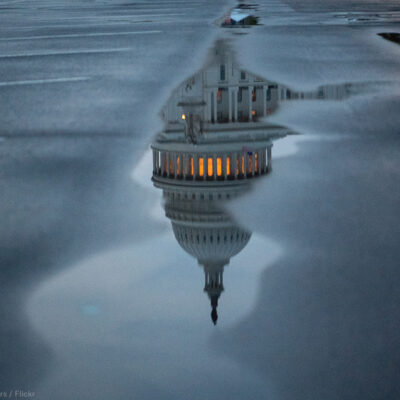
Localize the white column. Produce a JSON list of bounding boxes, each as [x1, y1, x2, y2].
[[234, 89, 238, 121], [248, 86, 253, 121], [263, 85, 267, 116], [186, 154, 190, 178], [166, 153, 169, 176], [214, 89, 218, 123], [223, 155, 227, 180], [261, 150, 266, 173], [258, 151, 261, 175], [182, 153, 186, 178], [213, 154, 217, 180], [194, 154, 198, 178], [152, 149, 156, 174], [228, 88, 232, 122], [161, 152, 165, 175], [207, 91, 212, 122], [267, 147, 272, 171], [244, 152, 248, 178], [173, 153, 177, 178], [234, 153, 238, 179]]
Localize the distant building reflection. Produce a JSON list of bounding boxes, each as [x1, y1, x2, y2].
[[151, 40, 349, 324]]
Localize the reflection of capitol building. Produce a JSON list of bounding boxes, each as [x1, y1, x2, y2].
[[164, 194, 251, 325], [151, 40, 348, 324]]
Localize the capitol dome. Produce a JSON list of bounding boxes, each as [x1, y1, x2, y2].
[[172, 222, 251, 264]]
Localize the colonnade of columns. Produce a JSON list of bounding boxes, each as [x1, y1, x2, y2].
[[206, 85, 268, 123], [152, 148, 272, 180]]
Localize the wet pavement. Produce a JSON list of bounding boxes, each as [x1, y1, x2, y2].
[[1, 0, 400, 399]]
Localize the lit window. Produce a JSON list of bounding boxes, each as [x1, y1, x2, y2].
[[176, 156, 181, 175], [217, 157, 222, 176], [241, 155, 245, 175], [226, 157, 231, 176], [255, 153, 258, 171], [248, 155, 252, 173], [199, 157, 204, 177], [181, 114, 186, 120], [190, 157, 193, 176], [252, 110, 256, 116], [208, 158, 213, 177]]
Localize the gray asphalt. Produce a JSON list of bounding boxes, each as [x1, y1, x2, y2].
[[0, 0, 231, 135]]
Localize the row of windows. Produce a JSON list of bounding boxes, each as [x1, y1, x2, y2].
[[153, 151, 268, 180], [166, 191, 231, 201], [176, 229, 249, 245], [219, 65, 267, 83], [216, 86, 278, 104]]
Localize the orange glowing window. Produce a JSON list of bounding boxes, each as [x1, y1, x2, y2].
[[255, 153, 258, 171], [226, 157, 231, 176], [176, 156, 181, 175], [169, 159, 173, 174], [248, 155, 253, 173], [190, 157, 193, 176], [207, 158, 213, 177], [241, 156, 245, 175], [217, 157, 222, 176], [199, 157, 204, 177], [251, 110, 256, 116], [236, 156, 239, 176]]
